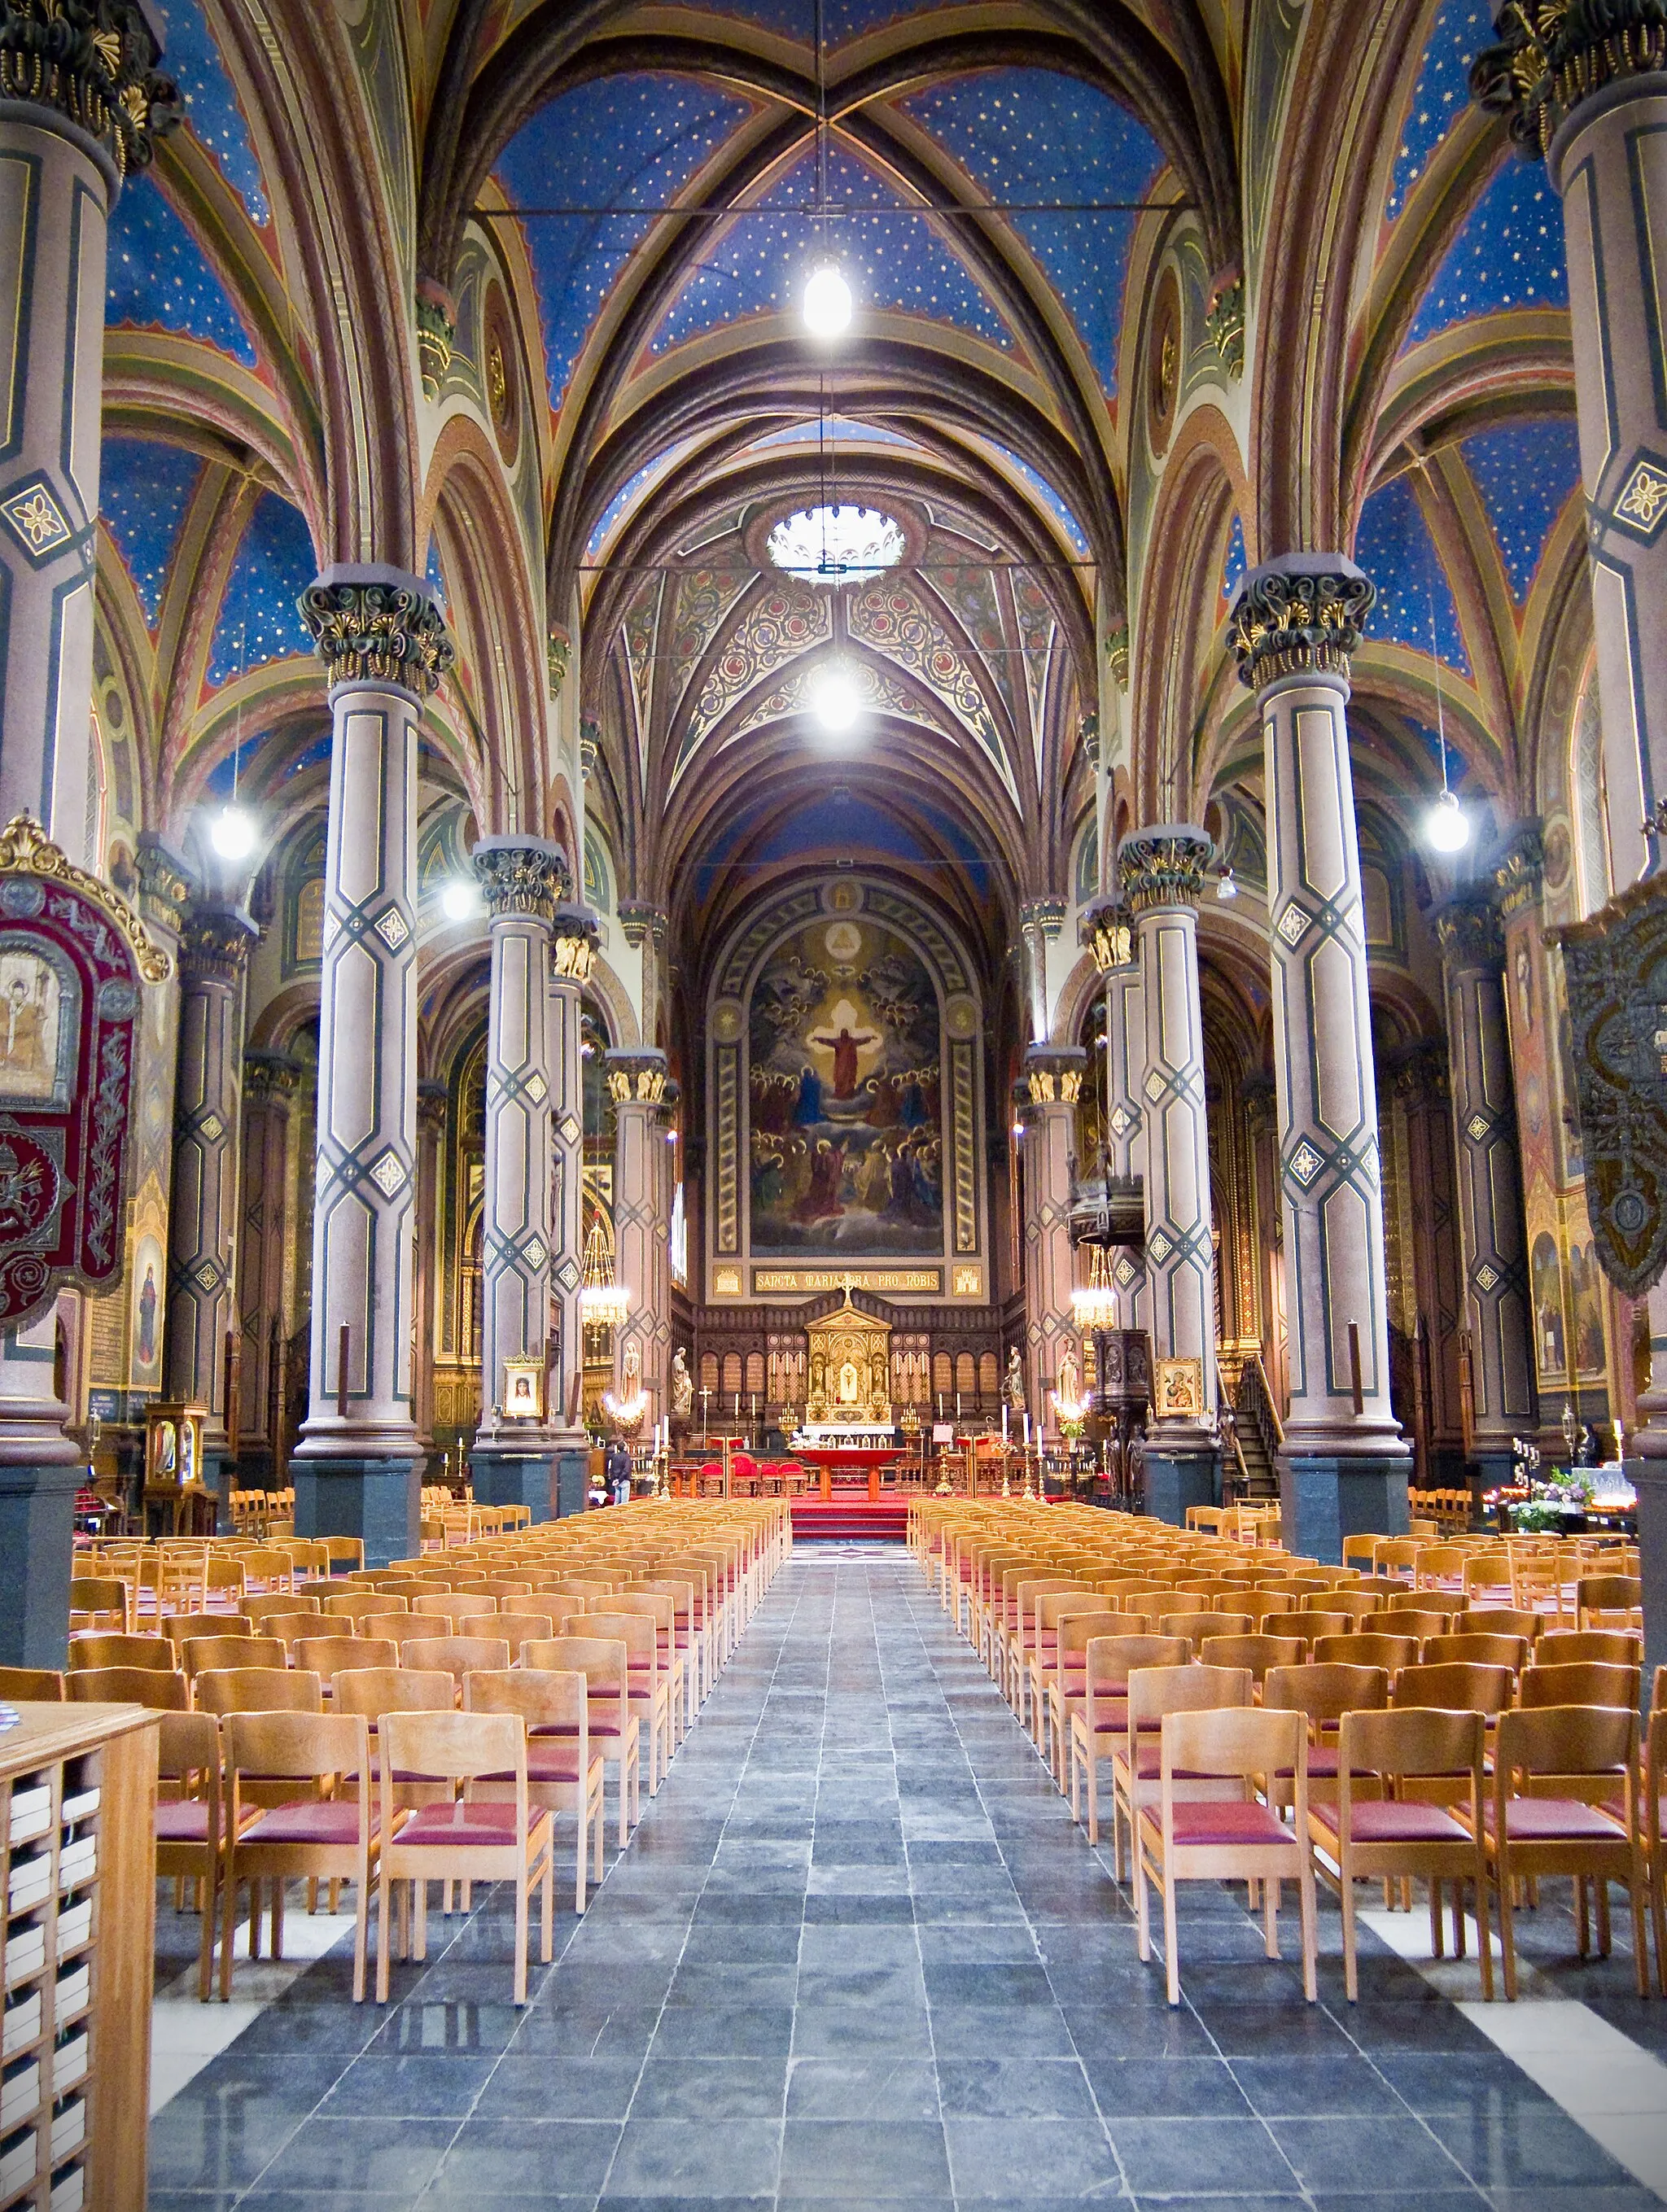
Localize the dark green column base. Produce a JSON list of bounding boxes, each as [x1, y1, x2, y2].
[[0, 1457, 83, 1667], [292, 1455, 420, 1568], [1141, 1449, 1220, 1528], [471, 1446, 556, 1523], [555, 1445, 590, 1518], [1279, 1450, 1412, 1565]]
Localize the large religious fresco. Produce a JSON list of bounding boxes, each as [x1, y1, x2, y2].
[[748, 915, 943, 1257]]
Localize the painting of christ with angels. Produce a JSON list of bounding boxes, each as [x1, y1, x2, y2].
[[748, 915, 943, 1257]]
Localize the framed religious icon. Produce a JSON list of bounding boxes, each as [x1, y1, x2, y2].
[[0, 817, 168, 1330], [502, 1357, 545, 1421], [1153, 1355, 1205, 1422], [145, 1403, 205, 1489]]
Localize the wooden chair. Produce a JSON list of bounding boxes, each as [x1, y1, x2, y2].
[[1291, 1611, 1354, 1650], [221, 1711, 378, 2000], [465, 1669, 607, 1912], [523, 1636, 640, 1846], [297, 1636, 399, 1688], [242, 1592, 319, 1630], [1645, 1670, 1665, 1999], [1025, 1592, 1112, 1751], [1263, 1663, 1389, 1810], [1309, 1587, 1385, 1627], [1511, 1549, 1577, 1627], [374, 1710, 554, 2004], [585, 1612, 672, 1795], [639, 1577, 702, 1728], [69, 1665, 188, 1711], [1310, 1706, 1492, 2002], [1135, 1705, 1318, 2006], [0, 1668, 63, 1700], [604, 1595, 686, 1749], [1519, 1660, 1642, 1711], [67, 1632, 174, 1672], [1576, 1584, 1638, 1637], [1463, 1602, 1534, 1636], [1390, 1661, 1516, 1721], [155, 1711, 228, 2002], [1423, 1632, 1531, 1675], [1044, 1611, 1139, 1787], [410, 1593, 464, 1624], [1537, 1629, 1643, 1668], [453, 1610, 556, 1662], [1113, 1663, 1254, 1892], [1158, 1610, 1252, 1658], [1311, 1633, 1423, 1673], [182, 1633, 286, 1681], [195, 1668, 323, 1716], [323, 1590, 406, 1625], [236, 1548, 296, 1596], [321, 1537, 365, 1576], [66, 1577, 130, 1635], [1198, 1633, 1306, 1695], [1375, 1607, 1457, 1643], [1484, 1703, 1649, 1999], [400, 1634, 511, 1695]]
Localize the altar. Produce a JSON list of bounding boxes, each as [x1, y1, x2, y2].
[[794, 1443, 904, 1502], [795, 1290, 898, 1500]]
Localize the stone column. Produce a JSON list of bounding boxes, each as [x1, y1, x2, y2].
[[1229, 558, 1410, 1558], [1083, 898, 1148, 1326], [0, 12, 176, 1664], [235, 1047, 301, 1486], [1019, 1046, 1086, 1440], [413, 1078, 446, 1467], [162, 906, 257, 1518], [1474, 12, 1667, 1670], [1435, 891, 1538, 1494], [1118, 827, 1220, 1521], [468, 837, 562, 1520], [291, 568, 452, 1566], [548, 906, 597, 1515], [606, 1049, 671, 1422]]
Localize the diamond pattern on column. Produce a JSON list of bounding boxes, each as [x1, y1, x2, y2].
[[198, 1111, 225, 1143], [1474, 1261, 1500, 1292], [1288, 1138, 1324, 1188], [521, 1233, 548, 1271], [1275, 900, 1310, 947], [368, 1148, 408, 1196], [374, 907, 411, 950], [1114, 1252, 1140, 1287], [1466, 1113, 1491, 1143], [558, 1113, 580, 1145], [1109, 1104, 1134, 1137], [1147, 1227, 1174, 1264], [556, 1256, 580, 1292]]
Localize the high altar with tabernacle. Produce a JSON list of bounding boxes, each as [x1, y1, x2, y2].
[[794, 1287, 895, 1449]]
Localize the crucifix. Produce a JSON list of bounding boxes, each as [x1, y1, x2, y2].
[[699, 1385, 711, 1442]]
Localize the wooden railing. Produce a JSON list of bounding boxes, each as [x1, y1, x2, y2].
[[1233, 1349, 1284, 1460]]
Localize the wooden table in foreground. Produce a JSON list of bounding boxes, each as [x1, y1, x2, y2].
[[0, 1701, 159, 2212]]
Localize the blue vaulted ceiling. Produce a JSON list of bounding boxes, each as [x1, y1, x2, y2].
[[1354, 476, 1470, 674], [1407, 162, 1565, 347], [1385, 0, 1494, 225], [107, 181, 256, 365], [495, 75, 754, 406], [100, 439, 201, 630], [696, 0, 922, 42], [648, 145, 1016, 358], [900, 70, 1164, 393], [204, 492, 316, 689], [162, 0, 271, 225], [1462, 422, 1583, 602]]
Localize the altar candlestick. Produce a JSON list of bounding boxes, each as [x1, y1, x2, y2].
[[1023, 1411, 1030, 1446], [1001, 1405, 1009, 1441], [956, 1392, 961, 1419]]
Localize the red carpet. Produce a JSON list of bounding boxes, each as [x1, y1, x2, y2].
[[791, 1485, 910, 1541]]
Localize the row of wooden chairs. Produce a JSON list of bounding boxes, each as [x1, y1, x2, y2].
[[913, 1499, 1660, 2005]]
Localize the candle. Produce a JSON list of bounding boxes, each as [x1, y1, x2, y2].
[[938, 1393, 943, 1419], [956, 1392, 961, 1418], [1001, 1405, 1009, 1441], [1023, 1411, 1030, 1446]]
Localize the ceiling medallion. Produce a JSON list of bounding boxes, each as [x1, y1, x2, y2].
[[766, 505, 905, 588]]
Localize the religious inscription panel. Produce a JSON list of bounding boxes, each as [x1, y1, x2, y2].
[[752, 1268, 943, 1296]]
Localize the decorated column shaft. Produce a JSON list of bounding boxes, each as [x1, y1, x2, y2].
[[412, 1078, 446, 1459], [547, 907, 597, 1513], [1435, 891, 1537, 1486], [1020, 1045, 1084, 1434], [0, 10, 173, 842], [0, 5, 174, 1663], [162, 905, 256, 1510], [1083, 898, 1148, 1327], [469, 837, 562, 1519], [1476, 11, 1667, 885], [606, 1048, 671, 1419], [1230, 557, 1408, 1558], [234, 1046, 301, 1484], [291, 567, 451, 1566], [1119, 826, 1219, 1520]]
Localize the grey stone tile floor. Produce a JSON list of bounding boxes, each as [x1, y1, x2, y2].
[[147, 1545, 1665, 2211]]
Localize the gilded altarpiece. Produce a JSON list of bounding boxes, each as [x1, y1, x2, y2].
[[707, 879, 987, 1304]]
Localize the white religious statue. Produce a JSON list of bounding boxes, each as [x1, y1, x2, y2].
[[1004, 1346, 1026, 1413], [1056, 1346, 1080, 1412], [670, 1347, 693, 1420]]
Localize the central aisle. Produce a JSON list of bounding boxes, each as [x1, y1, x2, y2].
[[150, 1550, 1657, 2210]]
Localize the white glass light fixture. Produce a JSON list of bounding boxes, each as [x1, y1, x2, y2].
[[580, 1217, 630, 1328], [1425, 788, 1470, 854], [210, 804, 256, 862], [807, 661, 861, 737], [1215, 864, 1238, 901], [802, 260, 853, 338], [441, 878, 482, 922], [1071, 1244, 1118, 1332], [767, 504, 904, 588]]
